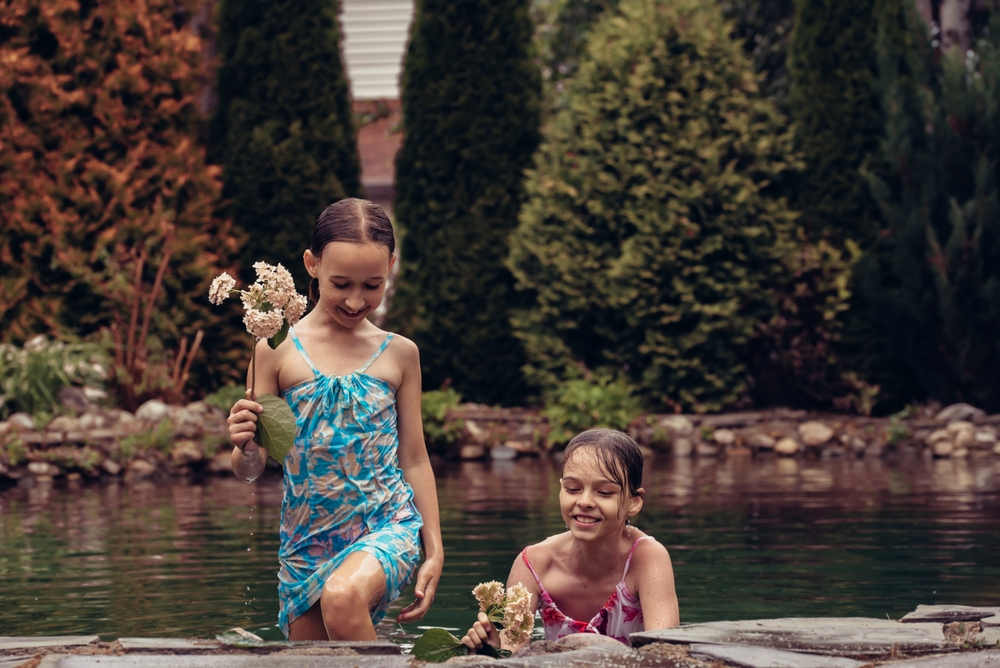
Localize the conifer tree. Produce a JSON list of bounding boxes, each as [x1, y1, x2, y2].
[[787, 0, 884, 249], [856, 10, 1000, 409], [0, 0, 243, 390], [211, 0, 361, 290], [509, 0, 801, 412], [392, 0, 541, 405]]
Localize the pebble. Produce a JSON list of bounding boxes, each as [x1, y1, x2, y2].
[[775, 437, 799, 456], [713, 428, 736, 445]]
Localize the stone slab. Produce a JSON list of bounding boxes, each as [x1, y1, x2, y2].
[[902, 606, 1000, 624], [977, 629, 1000, 646], [983, 617, 1000, 628], [38, 655, 414, 668], [0, 657, 36, 668], [883, 650, 1000, 667], [630, 618, 946, 657], [117, 638, 224, 651], [689, 642, 866, 668], [0, 636, 100, 651]]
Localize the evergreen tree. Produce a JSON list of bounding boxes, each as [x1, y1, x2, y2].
[[211, 0, 361, 290], [0, 0, 243, 392], [510, 0, 801, 413], [856, 10, 1000, 410], [392, 0, 541, 405], [787, 0, 885, 249]]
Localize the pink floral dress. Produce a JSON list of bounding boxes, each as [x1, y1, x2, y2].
[[522, 536, 651, 645]]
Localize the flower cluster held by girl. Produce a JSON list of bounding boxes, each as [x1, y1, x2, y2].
[[227, 198, 443, 641], [462, 428, 678, 652]]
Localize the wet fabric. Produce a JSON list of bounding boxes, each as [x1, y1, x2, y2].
[[522, 537, 651, 645], [276, 328, 423, 637]]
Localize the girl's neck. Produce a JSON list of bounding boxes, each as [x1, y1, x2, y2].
[[563, 530, 630, 578]]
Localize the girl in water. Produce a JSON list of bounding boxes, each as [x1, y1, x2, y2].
[[227, 198, 443, 641], [462, 428, 678, 651]]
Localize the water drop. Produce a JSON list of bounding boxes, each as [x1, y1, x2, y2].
[[247, 547, 251, 552]]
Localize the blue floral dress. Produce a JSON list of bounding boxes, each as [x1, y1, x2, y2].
[[277, 328, 423, 637]]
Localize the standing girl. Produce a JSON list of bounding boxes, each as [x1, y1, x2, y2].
[[462, 428, 678, 651], [227, 198, 443, 641]]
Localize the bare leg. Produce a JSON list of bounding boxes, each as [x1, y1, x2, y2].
[[288, 603, 327, 640], [322, 551, 387, 641]]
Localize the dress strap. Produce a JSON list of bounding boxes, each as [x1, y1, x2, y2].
[[621, 536, 653, 579], [289, 327, 320, 377], [357, 333, 394, 374], [520, 548, 548, 592]]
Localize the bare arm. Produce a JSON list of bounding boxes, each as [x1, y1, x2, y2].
[[228, 338, 280, 475], [393, 338, 444, 623], [632, 539, 679, 630]]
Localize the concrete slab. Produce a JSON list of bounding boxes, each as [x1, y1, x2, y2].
[[689, 642, 866, 668], [117, 637, 223, 651], [0, 657, 36, 668], [982, 617, 1000, 628], [630, 618, 946, 657], [977, 628, 1000, 646], [38, 654, 414, 668], [882, 650, 1000, 667], [902, 606, 1000, 624], [499, 645, 690, 668], [0, 636, 100, 651]]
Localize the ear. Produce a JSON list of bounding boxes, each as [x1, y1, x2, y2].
[[627, 487, 645, 519], [303, 249, 318, 277], [387, 252, 397, 274]]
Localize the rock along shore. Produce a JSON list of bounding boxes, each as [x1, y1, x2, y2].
[[1, 391, 999, 485], [3, 605, 999, 668]]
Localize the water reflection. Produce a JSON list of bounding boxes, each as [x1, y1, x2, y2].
[[1, 454, 998, 640]]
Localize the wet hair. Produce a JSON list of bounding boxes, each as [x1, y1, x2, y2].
[[561, 428, 644, 502], [308, 198, 395, 303]]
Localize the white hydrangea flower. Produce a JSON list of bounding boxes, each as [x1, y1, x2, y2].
[[243, 308, 284, 340], [208, 272, 236, 305], [501, 583, 535, 647], [472, 581, 506, 613], [284, 293, 308, 325]]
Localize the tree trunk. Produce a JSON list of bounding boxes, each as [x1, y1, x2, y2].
[[939, 0, 973, 54]]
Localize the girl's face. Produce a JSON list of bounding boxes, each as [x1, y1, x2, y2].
[[304, 241, 395, 329], [559, 447, 643, 544]]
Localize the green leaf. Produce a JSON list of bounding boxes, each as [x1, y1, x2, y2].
[[255, 393, 296, 464], [268, 320, 289, 350], [477, 644, 512, 659], [411, 628, 469, 663]]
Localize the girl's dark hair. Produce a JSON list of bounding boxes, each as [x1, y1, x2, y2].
[[562, 428, 643, 500], [308, 198, 395, 303]]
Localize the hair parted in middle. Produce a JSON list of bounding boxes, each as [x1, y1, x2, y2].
[[561, 428, 644, 501], [308, 198, 395, 304]]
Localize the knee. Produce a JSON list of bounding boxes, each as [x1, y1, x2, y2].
[[321, 573, 370, 622]]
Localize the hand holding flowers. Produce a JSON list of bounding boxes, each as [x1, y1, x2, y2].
[[209, 262, 306, 463], [411, 581, 535, 662]]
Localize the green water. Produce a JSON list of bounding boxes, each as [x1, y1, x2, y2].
[[1, 454, 999, 642]]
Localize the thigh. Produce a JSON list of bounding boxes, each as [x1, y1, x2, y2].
[[288, 602, 327, 640], [323, 549, 388, 611]]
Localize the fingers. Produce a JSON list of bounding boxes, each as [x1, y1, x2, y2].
[[460, 616, 495, 650], [228, 400, 262, 447], [395, 590, 432, 623]]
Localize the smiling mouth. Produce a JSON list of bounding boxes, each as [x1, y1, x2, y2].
[[338, 306, 366, 317], [573, 516, 600, 525]]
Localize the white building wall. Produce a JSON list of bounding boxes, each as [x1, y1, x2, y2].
[[341, 0, 415, 100]]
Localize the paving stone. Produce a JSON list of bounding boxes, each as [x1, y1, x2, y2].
[[117, 637, 224, 651], [689, 642, 866, 668], [630, 618, 946, 657], [983, 617, 1000, 628], [0, 656, 36, 668], [38, 654, 415, 668], [882, 650, 1000, 667], [901, 606, 1000, 624], [0, 636, 100, 651], [977, 628, 1000, 646]]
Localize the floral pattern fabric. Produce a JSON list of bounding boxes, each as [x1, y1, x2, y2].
[[276, 328, 423, 637], [522, 536, 651, 645]]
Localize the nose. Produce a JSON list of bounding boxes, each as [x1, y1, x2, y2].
[[345, 292, 365, 310], [577, 489, 596, 508]]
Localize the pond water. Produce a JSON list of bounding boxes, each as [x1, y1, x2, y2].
[[1, 454, 999, 643]]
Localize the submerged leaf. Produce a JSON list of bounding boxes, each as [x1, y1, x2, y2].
[[255, 393, 295, 463], [411, 628, 469, 663]]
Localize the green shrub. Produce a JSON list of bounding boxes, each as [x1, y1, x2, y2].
[[118, 418, 174, 461], [0, 337, 108, 419], [391, 0, 542, 406], [510, 0, 799, 413], [421, 388, 465, 456], [542, 374, 645, 448], [210, 0, 362, 291], [204, 384, 248, 414]]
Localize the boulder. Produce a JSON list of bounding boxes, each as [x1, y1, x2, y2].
[[489, 445, 517, 460], [935, 402, 986, 422], [7, 412, 35, 431], [101, 459, 122, 476], [696, 443, 719, 457], [713, 428, 736, 445], [659, 415, 694, 438], [747, 433, 776, 449], [135, 399, 170, 423], [46, 415, 80, 432], [78, 411, 107, 430], [58, 386, 91, 413], [28, 461, 61, 477], [128, 459, 156, 478], [171, 406, 202, 439], [775, 438, 800, 456], [82, 386, 108, 402], [932, 441, 955, 457], [459, 445, 486, 460], [171, 440, 204, 466], [925, 429, 951, 446], [798, 421, 834, 447], [974, 430, 997, 446]]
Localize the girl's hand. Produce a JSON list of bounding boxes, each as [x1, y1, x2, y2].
[[395, 553, 443, 623], [460, 612, 501, 651], [228, 398, 262, 449]]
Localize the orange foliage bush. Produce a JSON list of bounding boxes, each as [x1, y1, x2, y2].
[[0, 0, 245, 402]]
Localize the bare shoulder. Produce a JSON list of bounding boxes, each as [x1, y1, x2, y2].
[[521, 534, 567, 570], [630, 535, 673, 577], [387, 333, 419, 362]]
